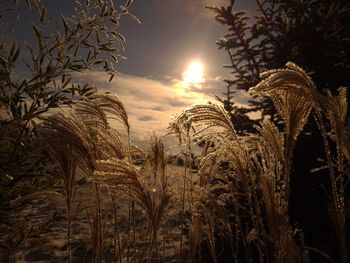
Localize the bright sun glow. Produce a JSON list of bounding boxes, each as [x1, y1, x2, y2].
[[183, 61, 205, 85]]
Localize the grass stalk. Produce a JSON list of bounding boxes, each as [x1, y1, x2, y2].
[[112, 195, 122, 263], [66, 195, 73, 263], [131, 201, 136, 255], [314, 112, 348, 263], [179, 152, 187, 262], [93, 183, 102, 263]]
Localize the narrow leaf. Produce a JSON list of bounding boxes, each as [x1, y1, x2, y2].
[[109, 73, 115, 82], [126, 0, 133, 8], [32, 24, 41, 39], [40, 7, 47, 23], [9, 43, 16, 59], [61, 16, 69, 35], [62, 77, 72, 88], [127, 13, 141, 24]]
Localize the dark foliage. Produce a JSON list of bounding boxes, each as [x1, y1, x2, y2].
[[208, 0, 350, 261], [208, 0, 350, 125], [0, 0, 137, 260]]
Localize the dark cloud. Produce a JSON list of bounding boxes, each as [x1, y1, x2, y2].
[[138, 115, 156, 122], [185, 77, 254, 106], [151, 106, 165, 111], [167, 98, 188, 107]]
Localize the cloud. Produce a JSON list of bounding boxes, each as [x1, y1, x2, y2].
[[186, 76, 253, 107], [204, 0, 228, 6], [159, 0, 228, 18], [72, 71, 215, 145], [138, 115, 156, 122], [72, 71, 254, 147], [170, 0, 227, 7]]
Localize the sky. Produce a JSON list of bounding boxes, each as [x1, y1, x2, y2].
[[5, 0, 256, 145], [117, 0, 255, 79]]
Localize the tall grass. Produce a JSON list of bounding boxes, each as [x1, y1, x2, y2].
[[12, 62, 348, 262]]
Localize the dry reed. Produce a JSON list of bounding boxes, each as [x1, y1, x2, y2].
[[35, 62, 350, 263]]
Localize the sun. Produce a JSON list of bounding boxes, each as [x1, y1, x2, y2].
[[183, 61, 205, 85]]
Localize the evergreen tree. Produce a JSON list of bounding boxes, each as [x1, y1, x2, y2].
[[208, 0, 350, 260], [208, 0, 350, 127]]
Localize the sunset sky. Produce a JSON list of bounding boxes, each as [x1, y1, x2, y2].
[[7, 0, 256, 144]]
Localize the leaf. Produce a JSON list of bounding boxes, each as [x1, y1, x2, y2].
[[109, 73, 115, 82], [86, 50, 91, 61], [126, 0, 133, 8], [95, 30, 100, 43], [85, 91, 95, 98], [32, 24, 41, 39], [100, 2, 107, 17], [110, 18, 119, 25], [61, 16, 69, 35], [9, 43, 16, 59], [111, 32, 125, 42], [35, 108, 48, 115], [48, 42, 60, 52], [40, 6, 47, 23], [24, 0, 31, 8], [93, 60, 104, 65], [111, 54, 126, 62], [30, 120, 36, 128], [12, 0, 19, 7], [10, 100, 18, 118], [62, 78, 72, 88], [73, 44, 79, 56], [24, 103, 28, 114], [19, 79, 28, 90], [32, 0, 39, 9], [127, 13, 141, 24], [11, 47, 20, 63]]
